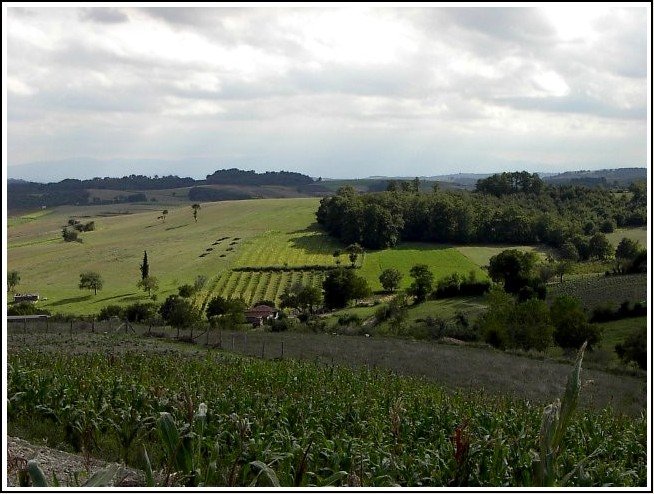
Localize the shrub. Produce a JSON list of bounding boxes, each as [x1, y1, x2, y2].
[[8, 303, 50, 317], [98, 305, 124, 320], [269, 316, 295, 332], [550, 295, 601, 350], [615, 329, 646, 369], [477, 287, 553, 351], [337, 313, 363, 326], [124, 302, 158, 323], [599, 219, 615, 233], [62, 227, 81, 242], [178, 284, 196, 298]]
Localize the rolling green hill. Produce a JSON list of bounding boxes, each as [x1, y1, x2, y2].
[[9, 197, 645, 316]]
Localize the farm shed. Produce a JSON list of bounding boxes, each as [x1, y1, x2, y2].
[[244, 305, 279, 327]]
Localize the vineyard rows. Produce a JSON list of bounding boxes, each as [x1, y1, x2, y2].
[[210, 269, 326, 305]]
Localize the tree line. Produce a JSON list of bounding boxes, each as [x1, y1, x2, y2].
[[316, 173, 646, 250], [8, 168, 317, 209]]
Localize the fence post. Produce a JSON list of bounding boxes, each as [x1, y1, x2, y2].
[[232, 335, 235, 350], [281, 341, 284, 359], [70, 320, 73, 336], [92, 319, 95, 333], [24, 318, 27, 331]]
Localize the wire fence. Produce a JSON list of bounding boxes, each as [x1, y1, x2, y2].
[[6, 318, 290, 360]]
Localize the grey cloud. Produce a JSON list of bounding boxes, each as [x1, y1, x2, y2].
[[493, 94, 646, 120], [442, 7, 555, 43], [79, 7, 129, 24]]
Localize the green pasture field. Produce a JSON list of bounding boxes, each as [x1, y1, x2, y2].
[[321, 296, 487, 333], [6, 209, 54, 227], [12, 197, 639, 317], [594, 316, 647, 365], [7, 198, 325, 315], [359, 243, 488, 292], [455, 244, 553, 268], [605, 226, 647, 248]]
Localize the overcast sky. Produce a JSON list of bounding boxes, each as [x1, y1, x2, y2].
[[4, 5, 650, 179]]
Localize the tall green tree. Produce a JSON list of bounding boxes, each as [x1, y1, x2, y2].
[[488, 249, 538, 295], [159, 294, 202, 338], [322, 268, 370, 309], [379, 268, 403, 292], [191, 203, 201, 222], [79, 271, 103, 295], [280, 283, 323, 314], [8, 271, 20, 293], [407, 264, 433, 303], [345, 243, 364, 267], [588, 233, 612, 260], [550, 295, 601, 350], [140, 251, 149, 281]]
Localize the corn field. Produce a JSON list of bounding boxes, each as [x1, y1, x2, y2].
[[7, 348, 647, 487]]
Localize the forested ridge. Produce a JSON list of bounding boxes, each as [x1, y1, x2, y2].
[[7, 169, 317, 210], [316, 172, 646, 250]]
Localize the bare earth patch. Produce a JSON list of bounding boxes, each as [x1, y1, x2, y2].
[[6, 436, 143, 487]]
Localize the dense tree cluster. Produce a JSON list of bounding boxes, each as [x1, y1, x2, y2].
[[316, 176, 645, 250], [188, 187, 252, 202], [475, 171, 544, 196], [205, 168, 314, 186]]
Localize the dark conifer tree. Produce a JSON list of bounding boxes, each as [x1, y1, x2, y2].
[[140, 251, 150, 281]]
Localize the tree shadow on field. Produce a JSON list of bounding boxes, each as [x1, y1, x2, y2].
[[95, 292, 140, 303], [389, 242, 452, 252], [288, 230, 343, 255], [46, 295, 92, 307], [290, 223, 324, 235]]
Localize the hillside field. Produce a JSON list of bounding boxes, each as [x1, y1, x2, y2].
[[7, 199, 325, 314], [7, 198, 647, 314]]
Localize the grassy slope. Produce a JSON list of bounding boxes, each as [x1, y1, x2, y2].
[[359, 243, 488, 292], [7, 199, 323, 315], [455, 244, 553, 268], [605, 227, 647, 248], [12, 199, 643, 316], [595, 316, 647, 365]]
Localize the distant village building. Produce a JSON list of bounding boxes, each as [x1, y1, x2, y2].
[[13, 293, 40, 303], [244, 305, 278, 327]]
